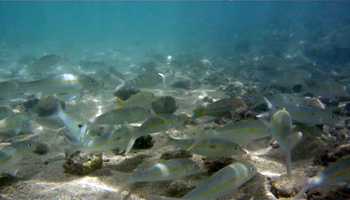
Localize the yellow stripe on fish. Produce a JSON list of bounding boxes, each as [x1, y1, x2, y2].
[[142, 118, 176, 131], [86, 135, 128, 148], [272, 115, 281, 135], [326, 167, 350, 180], [35, 79, 82, 85], [221, 127, 265, 134], [146, 165, 191, 177]]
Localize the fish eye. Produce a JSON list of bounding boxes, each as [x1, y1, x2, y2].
[[251, 167, 255, 171], [28, 143, 32, 147], [193, 164, 198, 167], [234, 147, 238, 150], [78, 124, 83, 128], [267, 127, 271, 131], [28, 113, 31, 116], [4, 109, 7, 112], [91, 80, 94, 83], [146, 110, 151, 114], [331, 115, 335, 119]]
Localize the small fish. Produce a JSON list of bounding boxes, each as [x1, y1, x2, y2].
[[266, 94, 306, 108], [32, 52, 68, 71], [124, 114, 188, 155], [0, 81, 20, 98], [116, 73, 163, 91], [193, 97, 245, 119], [90, 106, 155, 126], [159, 133, 245, 159], [114, 158, 200, 196], [284, 104, 339, 126], [269, 109, 303, 182], [116, 92, 156, 108], [146, 161, 257, 200], [0, 110, 38, 135], [0, 140, 37, 176], [293, 155, 350, 200], [65, 123, 134, 157], [0, 107, 13, 120], [19, 74, 103, 103], [189, 120, 272, 146], [302, 82, 347, 100], [259, 55, 283, 67]]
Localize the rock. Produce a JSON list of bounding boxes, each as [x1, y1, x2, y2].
[[113, 87, 140, 101], [171, 79, 201, 90], [34, 143, 49, 155], [133, 135, 154, 149], [62, 152, 103, 175], [22, 98, 40, 109], [314, 140, 350, 166], [151, 96, 178, 114], [160, 149, 192, 160], [270, 175, 298, 198], [203, 157, 235, 176], [306, 185, 350, 200], [32, 96, 65, 116]]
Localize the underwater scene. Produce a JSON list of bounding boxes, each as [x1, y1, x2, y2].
[[1, 1, 350, 199]]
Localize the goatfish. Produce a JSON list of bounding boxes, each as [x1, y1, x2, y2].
[[90, 106, 155, 127], [145, 161, 257, 200], [193, 97, 245, 119], [0, 107, 13, 120], [293, 155, 350, 200], [284, 104, 339, 126], [124, 114, 188, 155], [266, 93, 306, 108], [158, 133, 245, 159], [187, 120, 271, 146], [115, 73, 163, 91], [52, 103, 88, 143], [0, 140, 37, 176], [32, 52, 69, 71], [65, 123, 134, 157], [116, 92, 156, 108], [0, 110, 38, 136], [113, 158, 200, 196], [18, 74, 103, 103], [268, 109, 303, 182], [302, 82, 347, 100]]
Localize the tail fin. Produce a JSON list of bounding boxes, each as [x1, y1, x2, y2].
[[110, 170, 133, 196], [123, 122, 137, 156], [192, 108, 203, 120], [116, 97, 124, 108], [185, 125, 208, 151], [158, 72, 166, 88]]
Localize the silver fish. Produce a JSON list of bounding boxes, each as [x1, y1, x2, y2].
[[116, 73, 163, 91], [0, 110, 38, 135], [0, 140, 37, 176], [0, 107, 13, 120], [114, 158, 199, 196], [116, 92, 156, 108]]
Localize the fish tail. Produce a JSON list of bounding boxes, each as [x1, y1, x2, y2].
[[185, 125, 207, 151], [192, 108, 203, 119], [123, 121, 137, 156], [284, 148, 293, 183], [116, 97, 124, 108], [158, 72, 166, 88], [293, 185, 311, 200], [110, 171, 133, 196]]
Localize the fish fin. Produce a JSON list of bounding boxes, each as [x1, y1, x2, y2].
[[287, 132, 303, 149], [115, 77, 126, 91], [284, 148, 293, 183], [185, 125, 207, 151], [158, 72, 166, 88], [73, 91, 83, 105], [110, 170, 133, 196], [154, 131, 171, 149], [258, 118, 271, 129], [192, 108, 203, 120], [116, 97, 124, 108], [9, 165, 19, 176], [60, 131, 80, 158], [143, 194, 182, 200], [292, 125, 297, 130], [123, 121, 137, 156], [256, 111, 271, 118]]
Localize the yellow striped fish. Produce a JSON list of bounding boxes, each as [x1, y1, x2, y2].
[[294, 155, 350, 200], [146, 161, 256, 200], [113, 158, 199, 196]]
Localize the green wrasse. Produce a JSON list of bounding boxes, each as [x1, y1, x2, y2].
[[146, 161, 257, 200], [294, 155, 350, 200], [193, 97, 245, 119], [113, 158, 199, 196], [0, 140, 37, 176]]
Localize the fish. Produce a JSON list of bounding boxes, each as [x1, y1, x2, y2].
[[188, 120, 272, 146], [293, 155, 350, 200], [116, 92, 156, 108], [159, 133, 245, 159], [32, 52, 68, 71], [0, 110, 38, 136], [18, 74, 103, 103], [302, 82, 347, 100], [145, 161, 257, 200], [124, 114, 188, 155], [284, 104, 339, 126], [266, 93, 306, 109], [0, 140, 37, 176], [0, 107, 13, 120], [90, 106, 155, 126], [268, 109, 303, 182], [115, 73, 163, 91], [65, 123, 134, 157], [53, 103, 88, 143], [113, 158, 200, 196], [192, 97, 245, 119]]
